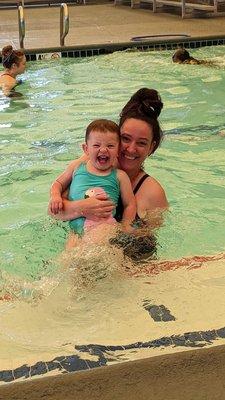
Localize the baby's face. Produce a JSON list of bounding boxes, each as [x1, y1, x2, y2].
[[84, 130, 119, 171]]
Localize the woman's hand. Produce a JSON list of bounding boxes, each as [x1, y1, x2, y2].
[[82, 195, 115, 220]]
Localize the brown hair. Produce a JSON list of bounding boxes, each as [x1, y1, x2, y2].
[[1, 45, 24, 69], [85, 119, 120, 143], [119, 88, 163, 154]]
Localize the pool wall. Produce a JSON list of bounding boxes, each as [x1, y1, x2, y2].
[[0, 344, 225, 399], [1, 34, 225, 61], [17, 34, 225, 60]]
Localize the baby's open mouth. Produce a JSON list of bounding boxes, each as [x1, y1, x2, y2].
[[97, 155, 109, 164]]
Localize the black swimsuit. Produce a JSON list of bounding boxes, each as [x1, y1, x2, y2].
[[113, 173, 157, 261], [115, 173, 150, 222]]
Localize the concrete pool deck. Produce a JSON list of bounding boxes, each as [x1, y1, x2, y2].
[[0, 3, 225, 50]]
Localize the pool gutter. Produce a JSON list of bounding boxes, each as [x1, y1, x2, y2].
[[2, 34, 225, 60]]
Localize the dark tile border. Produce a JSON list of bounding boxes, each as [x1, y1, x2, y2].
[[26, 37, 225, 60], [1, 36, 225, 62], [1, 326, 225, 384]]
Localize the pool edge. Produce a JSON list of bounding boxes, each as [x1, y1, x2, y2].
[[1, 34, 225, 60]]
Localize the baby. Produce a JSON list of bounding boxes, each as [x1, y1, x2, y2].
[[49, 119, 136, 247]]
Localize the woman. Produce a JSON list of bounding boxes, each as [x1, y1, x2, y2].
[[48, 88, 168, 225], [0, 45, 26, 97]]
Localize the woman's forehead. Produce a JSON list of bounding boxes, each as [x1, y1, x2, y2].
[[121, 118, 153, 139]]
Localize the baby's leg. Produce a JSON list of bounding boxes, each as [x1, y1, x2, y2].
[[83, 222, 117, 245], [65, 232, 81, 250]]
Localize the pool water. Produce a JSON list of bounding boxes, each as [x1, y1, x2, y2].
[[0, 46, 225, 380]]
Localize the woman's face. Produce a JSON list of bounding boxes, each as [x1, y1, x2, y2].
[[12, 55, 26, 75], [18, 55, 26, 74], [118, 118, 155, 175]]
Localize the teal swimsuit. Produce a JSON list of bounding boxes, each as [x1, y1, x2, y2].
[[69, 163, 120, 235]]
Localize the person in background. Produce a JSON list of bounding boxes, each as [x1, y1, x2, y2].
[[172, 48, 213, 65], [0, 45, 26, 97]]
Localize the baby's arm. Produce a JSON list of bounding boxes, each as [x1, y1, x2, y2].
[[49, 155, 87, 214], [117, 170, 136, 232]]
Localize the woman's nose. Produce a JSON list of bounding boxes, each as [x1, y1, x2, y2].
[[126, 141, 137, 153]]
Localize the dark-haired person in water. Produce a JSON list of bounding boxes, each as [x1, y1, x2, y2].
[[0, 45, 26, 97], [172, 48, 213, 65]]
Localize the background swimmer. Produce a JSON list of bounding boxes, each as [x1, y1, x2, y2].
[[172, 48, 214, 65], [0, 45, 26, 97]]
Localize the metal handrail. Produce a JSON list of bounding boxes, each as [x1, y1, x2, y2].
[[18, 5, 25, 49], [60, 3, 69, 46]]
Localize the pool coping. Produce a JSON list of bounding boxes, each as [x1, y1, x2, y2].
[[1, 342, 225, 399]]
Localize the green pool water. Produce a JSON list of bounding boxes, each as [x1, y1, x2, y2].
[[0, 45, 225, 284]]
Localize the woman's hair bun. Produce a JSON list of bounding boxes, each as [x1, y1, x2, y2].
[[2, 45, 13, 58], [133, 88, 163, 119], [119, 87, 163, 153], [1, 45, 24, 68]]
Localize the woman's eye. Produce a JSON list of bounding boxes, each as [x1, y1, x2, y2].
[[121, 136, 130, 142], [138, 142, 148, 147]]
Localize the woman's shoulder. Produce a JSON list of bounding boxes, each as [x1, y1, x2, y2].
[[0, 74, 17, 95], [136, 175, 168, 209], [0, 73, 16, 83], [115, 168, 130, 182], [116, 168, 127, 176]]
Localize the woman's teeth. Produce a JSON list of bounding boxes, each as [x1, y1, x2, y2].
[[124, 154, 136, 160]]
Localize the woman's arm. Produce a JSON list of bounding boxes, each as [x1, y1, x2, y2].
[[49, 196, 116, 221], [136, 176, 168, 213], [135, 176, 168, 229]]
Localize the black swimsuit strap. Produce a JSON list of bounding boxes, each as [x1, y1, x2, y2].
[[115, 173, 149, 222], [133, 174, 149, 195]]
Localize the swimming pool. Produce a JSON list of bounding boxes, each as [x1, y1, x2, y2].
[[0, 45, 225, 383]]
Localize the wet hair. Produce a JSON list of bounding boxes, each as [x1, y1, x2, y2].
[[119, 88, 163, 154], [1, 45, 24, 69], [85, 119, 120, 143], [172, 48, 191, 63]]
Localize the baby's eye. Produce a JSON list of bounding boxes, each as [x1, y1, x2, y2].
[[93, 144, 100, 148], [108, 144, 115, 148]]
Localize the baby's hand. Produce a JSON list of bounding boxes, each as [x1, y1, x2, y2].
[[49, 195, 63, 214]]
